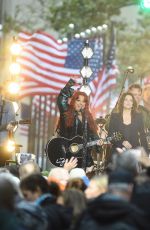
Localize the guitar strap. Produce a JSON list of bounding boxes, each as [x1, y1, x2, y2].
[[0, 100, 5, 126]]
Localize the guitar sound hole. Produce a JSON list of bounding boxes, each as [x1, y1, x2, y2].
[[70, 144, 79, 154]]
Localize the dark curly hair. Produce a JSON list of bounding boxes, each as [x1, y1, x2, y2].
[[117, 92, 137, 115]]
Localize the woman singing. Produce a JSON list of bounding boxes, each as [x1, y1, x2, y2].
[[108, 92, 148, 153], [56, 79, 100, 171]]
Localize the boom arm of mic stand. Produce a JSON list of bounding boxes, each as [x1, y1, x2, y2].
[[114, 70, 130, 110]]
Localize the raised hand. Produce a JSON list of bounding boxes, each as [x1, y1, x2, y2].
[[63, 157, 78, 171]]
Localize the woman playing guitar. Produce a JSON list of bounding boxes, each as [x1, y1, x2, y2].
[[51, 79, 101, 172]]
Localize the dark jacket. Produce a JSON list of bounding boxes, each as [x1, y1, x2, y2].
[[108, 112, 148, 152], [138, 105, 150, 130], [57, 79, 99, 167], [73, 193, 150, 230], [15, 200, 48, 230], [35, 193, 72, 230]]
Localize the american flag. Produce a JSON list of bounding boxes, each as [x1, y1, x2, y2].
[[19, 95, 59, 136], [17, 31, 105, 136], [32, 95, 59, 117], [18, 29, 118, 124], [90, 26, 119, 117], [18, 31, 103, 98]]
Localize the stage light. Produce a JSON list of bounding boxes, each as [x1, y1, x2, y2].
[[81, 40, 93, 59], [80, 84, 91, 96], [6, 81, 20, 95], [68, 23, 75, 29], [91, 27, 97, 33], [5, 140, 16, 153], [74, 33, 80, 39], [97, 26, 102, 31], [80, 32, 86, 38], [80, 66, 93, 78], [85, 29, 91, 34], [9, 62, 21, 75], [62, 37, 68, 42], [10, 42, 22, 56], [80, 40, 93, 96], [57, 39, 63, 44], [102, 24, 108, 31]]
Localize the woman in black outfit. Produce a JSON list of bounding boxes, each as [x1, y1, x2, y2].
[[108, 92, 148, 154], [56, 79, 100, 171]]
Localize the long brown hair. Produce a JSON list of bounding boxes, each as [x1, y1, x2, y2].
[[65, 91, 97, 134]]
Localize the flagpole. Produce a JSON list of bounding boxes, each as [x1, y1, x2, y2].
[[41, 95, 47, 169], [27, 96, 35, 153]]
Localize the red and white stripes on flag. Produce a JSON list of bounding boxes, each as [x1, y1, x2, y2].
[[32, 95, 59, 117], [90, 64, 118, 117], [18, 31, 80, 98], [18, 30, 118, 119], [90, 25, 119, 117], [19, 95, 59, 136]]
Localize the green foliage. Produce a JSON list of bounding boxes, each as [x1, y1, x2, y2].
[[2, 0, 150, 90], [117, 12, 150, 88], [49, 0, 135, 35]]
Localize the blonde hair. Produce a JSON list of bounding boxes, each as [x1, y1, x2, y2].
[[91, 174, 108, 190]]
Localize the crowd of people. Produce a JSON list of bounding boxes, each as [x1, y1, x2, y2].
[[0, 79, 150, 229], [0, 150, 150, 230]]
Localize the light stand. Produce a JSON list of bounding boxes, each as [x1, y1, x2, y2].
[[80, 40, 93, 96], [80, 40, 93, 170]]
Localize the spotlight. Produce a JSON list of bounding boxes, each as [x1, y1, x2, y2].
[[68, 23, 75, 29], [80, 84, 91, 96], [57, 39, 63, 44], [80, 66, 93, 79], [9, 62, 21, 75], [10, 42, 22, 56], [74, 33, 80, 39], [5, 139, 16, 153], [62, 37, 68, 42], [6, 81, 20, 95]]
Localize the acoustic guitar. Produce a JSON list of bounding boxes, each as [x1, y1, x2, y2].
[[45, 132, 122, 167]]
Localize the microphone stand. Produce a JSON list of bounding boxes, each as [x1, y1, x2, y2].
[[82, 109, 88, 171], [114, 69, 133, 110]]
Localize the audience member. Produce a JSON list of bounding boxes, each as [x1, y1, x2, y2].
[[85, 174, 108, 200], [19, 161, 41, 180], [20, 174, 71, 230]]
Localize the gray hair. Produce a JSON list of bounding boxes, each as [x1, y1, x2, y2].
[[112, 149, 140, 175]]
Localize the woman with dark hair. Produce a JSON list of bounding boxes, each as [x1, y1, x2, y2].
[[108, 92, 148, 153], [56, 79, 100, 170]]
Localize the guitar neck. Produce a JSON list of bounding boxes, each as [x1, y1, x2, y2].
[[83, 136, 113, 148], [86, 140, 99, 147]]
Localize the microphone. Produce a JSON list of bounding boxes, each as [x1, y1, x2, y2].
[[126, 66, 134, 73], [79, 108, 85, 114]]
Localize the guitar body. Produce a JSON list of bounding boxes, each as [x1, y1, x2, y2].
[[45, 136, 84, 167], [45, 132, 122, 167]]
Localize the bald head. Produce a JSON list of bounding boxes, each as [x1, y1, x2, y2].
[[19, 161, 41, 180]]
